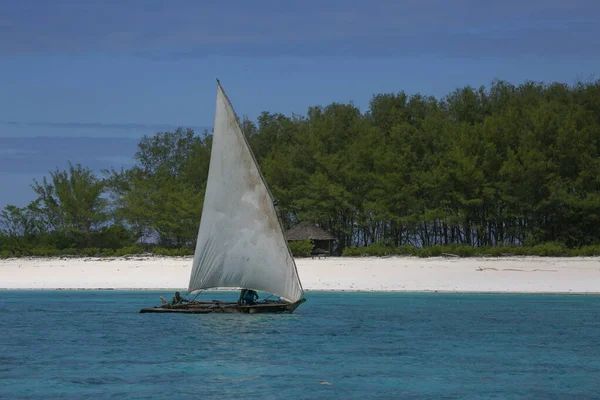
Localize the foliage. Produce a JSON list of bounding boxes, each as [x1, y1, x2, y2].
[[151, 247, 194, 256], [2, 79, 600, 257], [343, 243, 396, 256], [104, 128, 209, 246], [571, 245, 600, 256], [28, 246, 62, 257], [101, 248, 115, 257], [80, 248, 101, 257], [288, 239, 314, 257], [0, 201, 47, 238], [340, 243, 593, 258], [31, 162, 109, 237], [257, 80, 600, 252], [113, 246, 145, 257]]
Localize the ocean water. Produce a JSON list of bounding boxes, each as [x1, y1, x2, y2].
[[1, 291, 599, 399]]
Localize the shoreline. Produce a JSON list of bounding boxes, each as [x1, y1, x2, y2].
[[1, 255, 599, 294], [1, 288, 600, 295]]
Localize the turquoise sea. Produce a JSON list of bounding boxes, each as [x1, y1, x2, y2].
[[1, 291, 599, 399]]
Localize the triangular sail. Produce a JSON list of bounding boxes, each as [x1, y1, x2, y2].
[[188, 82, 304, 303]]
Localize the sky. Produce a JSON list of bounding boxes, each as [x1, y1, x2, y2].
[[0, 0, 599, 209]]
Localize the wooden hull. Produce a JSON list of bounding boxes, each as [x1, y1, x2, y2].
[[139, 298, 306, 314]]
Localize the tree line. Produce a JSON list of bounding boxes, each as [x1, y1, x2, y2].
[[1, 79, 600, 258]]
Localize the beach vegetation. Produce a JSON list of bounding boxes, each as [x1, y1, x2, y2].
[[288, 239, 314, 257], [2, 80, 600, 258]]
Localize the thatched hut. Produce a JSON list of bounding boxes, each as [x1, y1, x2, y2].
[[285, 222, 335, 256]]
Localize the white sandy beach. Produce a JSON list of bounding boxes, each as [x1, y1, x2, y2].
[[1, 255, 599, 293]]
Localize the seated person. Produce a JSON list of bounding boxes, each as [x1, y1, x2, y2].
[[171, 291, 189, 305], [242, 289, 259, 305]]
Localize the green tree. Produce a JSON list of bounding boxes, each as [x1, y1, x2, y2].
[[0, 200, 47, 238], [105, 128, 209, 246], [32, 162, 108, 238]]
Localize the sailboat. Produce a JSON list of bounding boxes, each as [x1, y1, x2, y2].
[[140, 80, 306, 314]]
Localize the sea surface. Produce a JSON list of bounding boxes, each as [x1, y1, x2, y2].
[[1, 291, 599, 399]]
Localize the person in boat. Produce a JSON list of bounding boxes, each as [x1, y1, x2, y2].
[[242, 289, 259, 305], [238, 289, 247, 305], [171, 291, 190, 305]]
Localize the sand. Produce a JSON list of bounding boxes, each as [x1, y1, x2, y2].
[[1, 255, 599, 293]]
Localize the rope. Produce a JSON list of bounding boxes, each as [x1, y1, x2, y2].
[[262, 294, 274, 302], [189, 290, 202, 302]]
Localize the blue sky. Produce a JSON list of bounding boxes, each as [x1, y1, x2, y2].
[[1, 0, 599, 209]]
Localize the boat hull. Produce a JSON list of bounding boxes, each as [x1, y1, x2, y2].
[[139, 298, 306, 314]]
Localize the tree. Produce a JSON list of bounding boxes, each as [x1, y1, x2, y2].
[[104, 128, 209, 246], [5, 79, 600, 254], [32, 162, 108, 236], [0, 200, 47, 238]]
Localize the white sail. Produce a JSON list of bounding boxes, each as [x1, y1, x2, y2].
[[188, 82, 304, 303]]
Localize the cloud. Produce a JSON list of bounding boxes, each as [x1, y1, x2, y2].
[[1, 0, 598, 58], [0, 121, 209, 138], [0, 137, 139, 173], [2, 120, 206, 132]]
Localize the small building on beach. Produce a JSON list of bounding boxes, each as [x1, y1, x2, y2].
[[285, 222, 335, 256]]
